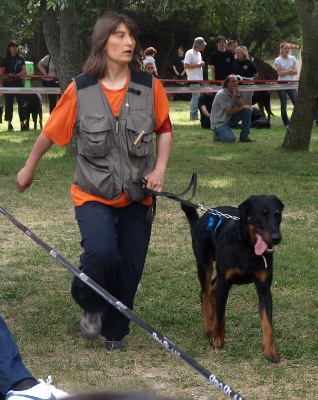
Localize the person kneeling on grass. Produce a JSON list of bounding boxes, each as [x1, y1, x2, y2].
[[210, 74, 255, 142], [0, 316, 68, 400]]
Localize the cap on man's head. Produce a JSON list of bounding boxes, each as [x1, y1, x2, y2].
[[215, 35, 226, 43], [193, 37, 207, 47], [8, 40, 18, 48]]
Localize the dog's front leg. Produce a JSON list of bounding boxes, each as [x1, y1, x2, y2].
[[213, 277, 231, 348], [255, 280, 280, 363]]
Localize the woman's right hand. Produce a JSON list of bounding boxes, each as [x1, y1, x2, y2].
[[17, 166, 35, 192]]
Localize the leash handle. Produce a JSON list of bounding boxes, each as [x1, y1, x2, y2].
[[139, 172, 198, 208]]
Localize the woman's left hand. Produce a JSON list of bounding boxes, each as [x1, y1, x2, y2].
[[143, 169, 165, 192]]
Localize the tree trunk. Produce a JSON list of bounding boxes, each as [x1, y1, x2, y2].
[[282, 0, 318, 150], [41, 0, 82, 155]]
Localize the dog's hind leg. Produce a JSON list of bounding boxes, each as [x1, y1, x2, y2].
[[255, 277, 280, 363], [32, 112, 37, 130], [200, 258, 214, 338]]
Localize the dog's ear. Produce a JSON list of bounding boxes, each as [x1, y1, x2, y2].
[[238, 197, 254, 220], [269, 195, 284, 211]]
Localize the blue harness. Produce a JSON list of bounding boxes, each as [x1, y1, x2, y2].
[[206, 211, 223, 234]]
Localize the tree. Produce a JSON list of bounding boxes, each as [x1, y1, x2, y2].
[[282, 0, 318, 150], [41, 0, 82, 92], [40, 0, 82, 154]]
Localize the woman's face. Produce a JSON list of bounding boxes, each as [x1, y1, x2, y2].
[[281, 44, 290, 56], [104, 23, 136, 66], [9, 45, 19, 57], [235, 49, 244, 60]]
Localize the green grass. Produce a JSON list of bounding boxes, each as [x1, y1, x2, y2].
[[1, 99, 318, 400]]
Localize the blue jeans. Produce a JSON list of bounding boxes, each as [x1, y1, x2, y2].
[[0, 316, 35, 396], [71, 201, 153, 340], [214, 109, 251, 142], [277, 89, 297, 126], [189, 84, 200, 119]]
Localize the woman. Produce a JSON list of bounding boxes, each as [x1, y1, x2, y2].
[[16, 12, 173, 350], [0, 40, 27, 131], [143, 46, 158, 75], [274, 42, 298, 127], [37, 54, 59, 113], [172, 46, 187, 80], [231, 46, 258, 106]]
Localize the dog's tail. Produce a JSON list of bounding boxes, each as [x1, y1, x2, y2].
[[181, 203, 199, 237]]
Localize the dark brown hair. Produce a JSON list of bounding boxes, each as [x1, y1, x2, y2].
[[6, 40, 19, 57], [83, 12, 143, 78], [144, 47, 157, 57]]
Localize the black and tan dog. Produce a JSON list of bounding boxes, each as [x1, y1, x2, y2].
[[181, 195, 284, 363], [22, 94, 43, 130]]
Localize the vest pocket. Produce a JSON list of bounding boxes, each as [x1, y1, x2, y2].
[[75, 155, 116, 199], [80, 115, 112, 157], [126, 114, 153, 156]]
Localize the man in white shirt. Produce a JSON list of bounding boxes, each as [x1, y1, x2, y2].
[[184, 37, 206, 120]]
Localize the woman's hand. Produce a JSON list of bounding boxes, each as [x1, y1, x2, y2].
[[17, 166, 34, 192], [143, 168, 165, 192]]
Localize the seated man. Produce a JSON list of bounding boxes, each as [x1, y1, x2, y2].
[[198, 92, 215, 129], [0, 316, 68, 400], [210, 75, 254, 142]]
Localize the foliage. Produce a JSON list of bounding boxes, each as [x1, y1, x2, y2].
[[47, 0, 69, 10]]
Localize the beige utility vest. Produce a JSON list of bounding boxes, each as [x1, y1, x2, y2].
[[73, 70, 157, 202]]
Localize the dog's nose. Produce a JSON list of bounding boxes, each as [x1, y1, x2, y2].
[[271, 233, 281, 244]]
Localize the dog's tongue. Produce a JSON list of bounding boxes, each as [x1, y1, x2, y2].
[[255, 233, 268, 255]]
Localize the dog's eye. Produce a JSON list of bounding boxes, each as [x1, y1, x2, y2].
[[260, 209, 268, 217]]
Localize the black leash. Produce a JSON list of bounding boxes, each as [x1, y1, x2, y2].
[[139, 172, 200, 210], [140, 173, 240, 222]]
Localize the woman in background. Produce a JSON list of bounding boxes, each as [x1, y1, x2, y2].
[[0, 40, 27, 131], [231, 45, 258, 106], [274, 42, 298, 127], [143, 46, 158, 75]]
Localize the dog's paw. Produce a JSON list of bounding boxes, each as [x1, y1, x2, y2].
[[212, 336, 224, 348], [264, 350, 281, 363]]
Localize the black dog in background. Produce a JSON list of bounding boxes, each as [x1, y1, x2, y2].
[[251, 107, 271, 129], [21, 94, 43, 130], [252, 91, 274, 121], [181, 195, 284, 363]]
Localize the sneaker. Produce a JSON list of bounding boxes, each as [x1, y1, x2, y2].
[[105, 338, 127, 351], [190, 115, 199, 121], [239, 137, 255, 142], [80, 310, 102, 339], [8, 123, 14, 131], [6, 376, 69, 400]]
